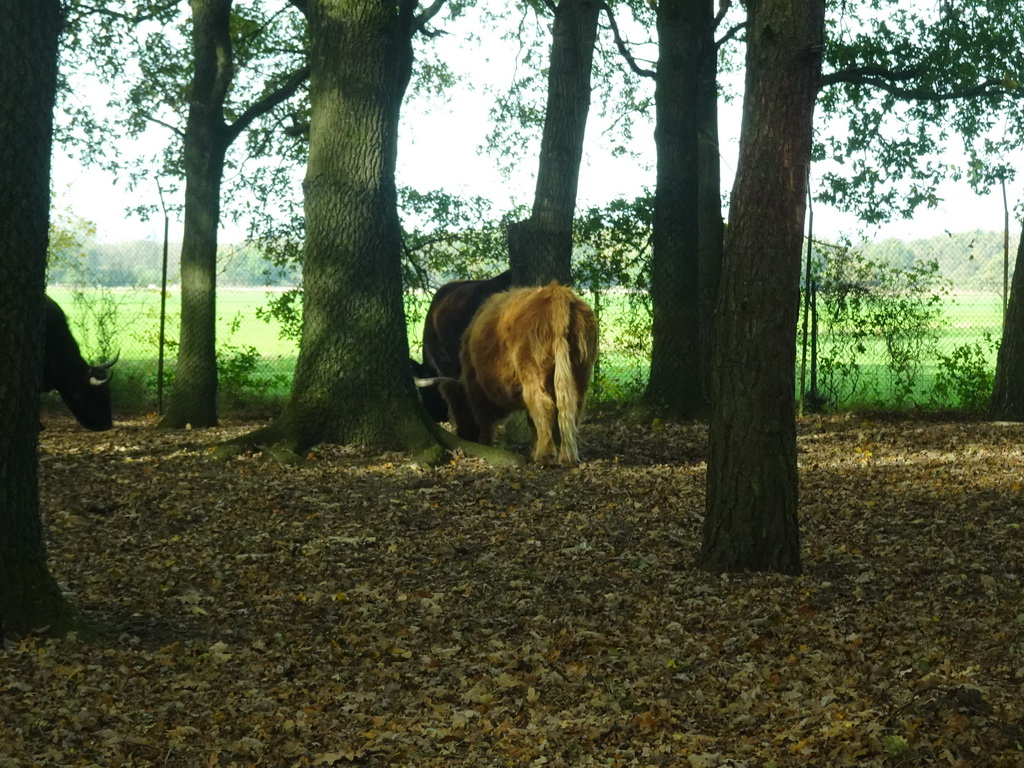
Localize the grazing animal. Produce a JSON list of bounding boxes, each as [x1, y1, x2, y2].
[[449, 281, 597, 467], [42, 296, 117, 431]]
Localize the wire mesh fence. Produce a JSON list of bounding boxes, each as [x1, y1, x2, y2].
[[800, 229, 1015, 411], [46, 226, 1020, 416]]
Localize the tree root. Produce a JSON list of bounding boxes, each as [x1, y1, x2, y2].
[[212, 415, 526, 468], [423, 421, 527, 467]]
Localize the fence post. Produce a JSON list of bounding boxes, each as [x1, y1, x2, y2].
[[1002, 176, 1010, 329], [157, 182, 170, 414], [799, 179, 814, 416]]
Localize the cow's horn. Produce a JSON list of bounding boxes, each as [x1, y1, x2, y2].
[[89, 352, 120, 386], [415, 376, 458, 388], [97, 351, 120, 370]]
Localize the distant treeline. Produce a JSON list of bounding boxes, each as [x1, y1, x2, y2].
[[50, 228, 1020, 291], [860, 229, 1021, 290], [47, 240, 301, 288]]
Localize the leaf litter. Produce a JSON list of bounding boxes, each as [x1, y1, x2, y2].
[[2, 411, 1023, 767]]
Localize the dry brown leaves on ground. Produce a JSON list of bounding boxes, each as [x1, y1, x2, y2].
[[2, 411, 1023, 767]]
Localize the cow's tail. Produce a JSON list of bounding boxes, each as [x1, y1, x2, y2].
[[550, 286, 585, 465]]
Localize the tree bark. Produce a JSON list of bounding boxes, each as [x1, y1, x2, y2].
[[696, 29, 725, 413], [0, 0, 83, 637], [159, 0, 233, 429], [507, 0, 600, 287], [698, 0, 824, 575], [644, 0, 709, 418], [989, 222, 1024, 419], [160, 2, 309, 430], [226, 0, 457, 462]]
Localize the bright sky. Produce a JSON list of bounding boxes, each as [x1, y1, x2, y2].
[[49, 5, 1023, 249]]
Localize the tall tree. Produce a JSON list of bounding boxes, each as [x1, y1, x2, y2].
[[57, 1, 307, 429], [698, 0, 824, 574], [224, 0, 501, 463], [818, 1, 1022, 414], [613, 0, 1017, 420], [643, 0, 709, 418], [158, 0, 308, 428], [603, 0, 734, 419], [507, 0, 601, 287], [0, 0, 83, 636]]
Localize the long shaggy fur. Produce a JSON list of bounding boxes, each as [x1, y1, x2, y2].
[[455, 281, 597, 466]]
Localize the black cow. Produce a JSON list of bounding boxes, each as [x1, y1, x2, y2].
[[42, 296, 117, 431], [422, 270, 512, 379], [415, 271, 512, 424]]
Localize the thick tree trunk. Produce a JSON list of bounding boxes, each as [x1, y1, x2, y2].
[[0, 0, 82, 636], [698, 0, 824, 575], [507, 0, 600, 287], [159, 0, 233, 429], [989, 222, 1024, 419], [644, 0, 708, 418], [227, 0, 451, 462]]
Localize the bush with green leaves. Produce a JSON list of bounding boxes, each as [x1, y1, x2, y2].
[[809, 243, 949, 408], [929, 334, 997, 412], [217, 313, 288, 409], [572, 195, 653, 400]]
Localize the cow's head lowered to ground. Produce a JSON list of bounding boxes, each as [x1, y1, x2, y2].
[[409, 357, 450, 422], [443, 281, 597, 467], [42, 296, 117, 431]]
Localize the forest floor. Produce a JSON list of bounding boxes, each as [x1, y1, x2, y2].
[[3, 411, 1024, 767]]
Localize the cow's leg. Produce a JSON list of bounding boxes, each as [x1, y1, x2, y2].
[[459, 379, 505, 446], [522, 384, 557, 465], [555, 405, 578, 467], [470, 397, 504, 446], [439, 380, 480, 442]]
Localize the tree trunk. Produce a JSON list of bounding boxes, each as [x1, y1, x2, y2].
[[0, 0, 82, 637], [698, 0, 824, 575], [159, 0, 234, 429], [989, 222, 1024, 419], [644, 0, 708, 418], [507, 0, 600, 287], [227, 0, 450, 462], [697, 31, 725, 412]]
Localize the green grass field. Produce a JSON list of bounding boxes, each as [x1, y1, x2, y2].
[[803, 290, 1003, 410], [47, 286, 1004, 414]]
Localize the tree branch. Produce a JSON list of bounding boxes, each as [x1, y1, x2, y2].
[[600, 2, 655, 79], [225, 64, 310, 145], [73, 0, 182, 25], [147, 114, 186, 139], [822, 65, 1006, 102], [715, 21, 745, 49], [413, 0, 447, 35], [711, 0, 731, 34]]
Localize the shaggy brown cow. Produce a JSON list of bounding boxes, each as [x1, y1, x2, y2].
[[444, 281, 597, 467]]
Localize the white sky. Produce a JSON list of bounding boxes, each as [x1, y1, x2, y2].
[[49, 4, 1024, 249]]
